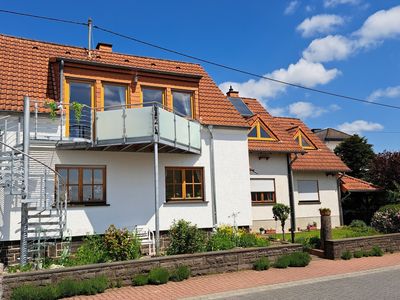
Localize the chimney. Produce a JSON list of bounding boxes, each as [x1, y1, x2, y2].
[[226, 85, 239, 98], [96, 42, 113, 52]]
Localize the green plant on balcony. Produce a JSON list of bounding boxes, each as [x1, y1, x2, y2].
[[71, 101, 84, 123], [45, 100, 59, 120]]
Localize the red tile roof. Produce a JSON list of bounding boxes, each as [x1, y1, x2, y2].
[[275, 117, 350, 172], [242, 98, 304, 154], [0, 34, 247, 127], [340, 174, 382, 193]]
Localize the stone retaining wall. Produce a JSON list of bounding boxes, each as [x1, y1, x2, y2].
[[2, 244, 301, 299], [324, 233, 400, 259]]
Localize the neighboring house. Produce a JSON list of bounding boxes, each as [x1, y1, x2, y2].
[[0, 34, 350, 263], [312, 128, 351, 151]]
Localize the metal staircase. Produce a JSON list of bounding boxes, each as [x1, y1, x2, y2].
[[0, 98, 68, 265]]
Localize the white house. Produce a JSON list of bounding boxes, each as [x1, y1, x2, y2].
[[0, 34, 349, 264]]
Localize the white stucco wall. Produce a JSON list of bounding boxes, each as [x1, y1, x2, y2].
[[1, 127, 252, 241]]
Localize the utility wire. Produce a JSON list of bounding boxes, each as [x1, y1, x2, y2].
[[1, 8, 400, 110]]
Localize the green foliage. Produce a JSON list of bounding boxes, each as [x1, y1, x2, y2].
[[7, 263, 34, 273], [207, 228, 236, 251], [349, 220, 368, 229], [71, 101, 84, 123], [341, 250, 352, 260], [45, 101, 59, 121], [103, 225, 141, 261], [272, 204, 291, 241], [369, 246, 384, 257], [170, 265, 191, 282], [366, 151, 400, 192], [11, 284, 58, 300], [273, 255, 291, 269], [353, 250, 364, 258], [75, 234, 108, 265], [253, 257, 270, 271], [132, 274, 149, 286], [166, 219, 207, 255], [288, 252, 311, 267], [148, 267, 170, 285], [238, 233, 270, 248], [319, 208, 331, 216], [371, 204, 400, 233], [334, 134, 375, 179]]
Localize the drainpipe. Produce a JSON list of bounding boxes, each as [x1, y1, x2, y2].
[[337, 173, 345, 226], [207, 125, 218, 228], [287, 153, 299, 243], [59, 59, 64, 141]]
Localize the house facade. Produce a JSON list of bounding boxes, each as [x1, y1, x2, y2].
[[0, 34, 349, 263]]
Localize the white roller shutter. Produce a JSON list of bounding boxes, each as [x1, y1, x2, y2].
[[298, 180, 319, 201], [250, 179, 275, 192]]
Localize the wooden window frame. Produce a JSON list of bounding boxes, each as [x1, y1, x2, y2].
[[56, 165, 107, 206], [297, 180, 320, 204], [141, 86, 166, 108], [251, 191, 276, 205], [248, 121, 277, 141], [294, 129, 316, 150], [171, 90, 194, 119], [101, 82, 129, 110], [165, 167, 204, 202]]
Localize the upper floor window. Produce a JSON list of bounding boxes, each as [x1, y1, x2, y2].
[[142, 87, 165, 107], [173, 91, 193, 118], [248, 121, 276, 141], [294, 129, 316, 150], [103, 84, 127, 111], [165, 167, 203, 201]]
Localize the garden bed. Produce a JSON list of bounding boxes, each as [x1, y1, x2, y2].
[[1, 244, 302, 299]]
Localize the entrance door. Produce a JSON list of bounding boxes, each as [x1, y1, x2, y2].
[[68, 81, 93, 139]]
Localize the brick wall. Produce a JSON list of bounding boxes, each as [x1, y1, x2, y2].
[[2, 244, 302, 299], [324, 233, 400, 259]]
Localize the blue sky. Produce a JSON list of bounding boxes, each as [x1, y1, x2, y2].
[[1, 0, 399, 152]]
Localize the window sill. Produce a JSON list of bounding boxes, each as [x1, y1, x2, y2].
[[252, 202, 276, 206], [68, 203, 110, 207], [164, 200, 208, 205], [298, 201, 321, 205]]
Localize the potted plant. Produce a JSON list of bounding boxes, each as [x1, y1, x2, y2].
[[265, 228, 276, 234], [259, 227, 265, 234], [319, 208, 331, 216]]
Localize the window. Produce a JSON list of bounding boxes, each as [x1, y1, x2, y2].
[[103, 84, 127, 110], [248, 121, 276, 141], [67, 81, 93, 139], [294, 129, 316, 150], [142, 87, 165, 107], [250, 178, 276, 205], [56, 166, 106, 205], [165, 167, 203, 201], [228, 97, 253, 117], [298, 180, 319, 203], [172, 91, 193, 118]]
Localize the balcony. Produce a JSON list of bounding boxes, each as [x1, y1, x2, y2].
[[31, 103, 201, 154]]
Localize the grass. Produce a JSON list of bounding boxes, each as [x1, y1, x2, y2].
[[271, 226, 379, 241]]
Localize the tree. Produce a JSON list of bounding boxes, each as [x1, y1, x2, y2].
[[366, 151, 400, 201], [272, 204, 290, 241], [334, 135, 375, 179]]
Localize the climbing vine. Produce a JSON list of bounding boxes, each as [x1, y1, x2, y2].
[[71, 102, 84, 124], [44, 101, 59, 120]]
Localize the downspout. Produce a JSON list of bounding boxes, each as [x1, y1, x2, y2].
[[287, 153, 299, 243], [59, 59, 64, 141], [207, 125, 218, 228], [337, 173, 345, 226]]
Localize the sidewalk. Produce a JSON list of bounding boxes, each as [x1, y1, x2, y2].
[[69, 252, 400, 300]]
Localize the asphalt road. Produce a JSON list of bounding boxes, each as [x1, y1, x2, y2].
[[202, 267, 400, 300]]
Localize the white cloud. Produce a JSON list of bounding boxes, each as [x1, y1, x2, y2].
[[305, 5, 314, 12], [324, 0, 360, 8], [219, 59, 340, 100], [355, 6, 400, 47], [329, 104, 341, 111], [297, 14, 345, 38], [337, 120, 383, 134], [288, 101, 327, 118], [367, 85, 400, 102], [302, 35, 354, 62], [284, 1, 300, 15], [267, 106, 287, 116]]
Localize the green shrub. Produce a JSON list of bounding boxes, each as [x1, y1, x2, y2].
[[238, 233, 270, 248], [132, 274, 148, 286], [207, 230, 236, 251], [74, 234, 108, 265], [274, 255, 291, 268], [170, 265, 191, 282], [353, 250, 364, 258], [253, 257, 270, 271], [349, 220, 368, 229], [369, 246, 384, 257], [167, 220, 206, 255], [295, 236, 321, 251], [288, 252, 311, 267], [103, 225, 141, 261], [57, 278, 80, 297], [341, 250, 352, 260], [11, 284, 59, 300], [148, 267, 170, 285], [371, 204, 400, 233]]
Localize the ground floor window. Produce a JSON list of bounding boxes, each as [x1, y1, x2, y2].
[[165, 167, 204, 201], [297, 180, 320, 203], [250, 178, 276, 205], [56, 165, 106, 205]]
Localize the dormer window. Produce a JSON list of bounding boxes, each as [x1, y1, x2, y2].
[[294, 129, 316, 150], [173, 91, 193, 118], [103, 84, 128, 110], [142, 87, 165, 107], [248, 121, 276, 141]]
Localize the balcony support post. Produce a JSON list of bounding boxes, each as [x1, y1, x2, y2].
[[153, 105, 160, 255]]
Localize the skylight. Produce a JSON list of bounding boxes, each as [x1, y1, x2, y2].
[[228, 97, 253, 117]]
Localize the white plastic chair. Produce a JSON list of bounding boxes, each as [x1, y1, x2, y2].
[[135, 225, 155, 256]]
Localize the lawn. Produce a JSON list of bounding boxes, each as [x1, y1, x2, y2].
[[272, 226, 379, 241]]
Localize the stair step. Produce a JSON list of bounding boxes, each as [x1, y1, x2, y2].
[[28, 221, 60, 226], [27, 228, 61, 234], [28, 213, 60, 219]]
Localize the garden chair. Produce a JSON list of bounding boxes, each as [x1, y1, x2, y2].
[[135, 225, 155, 256]]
